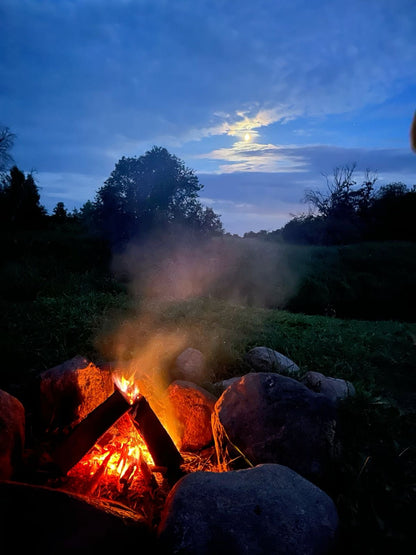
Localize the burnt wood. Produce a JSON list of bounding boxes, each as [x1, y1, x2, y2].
[[52, 388, 131, 475], [130, 395, 184, 483]]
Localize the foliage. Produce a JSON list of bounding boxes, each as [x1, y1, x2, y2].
[[118, 235, 415, 322], [52, 201, 69, 220], [0, 166, 47, 228], [279, 165, 416, 245], [0, 126, 15, 173], [89, 146, 223, 245], [369, 182, 416, 241], [285, 241, 416, 321], [304, 164, 376, 219], [0, 227, 123, 385]]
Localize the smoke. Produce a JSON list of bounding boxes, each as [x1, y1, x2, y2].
[[97, 228, 300, 441], [111, 229, 298, 309]]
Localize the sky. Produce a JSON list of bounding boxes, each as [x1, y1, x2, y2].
[[1, 0, 415, 236]]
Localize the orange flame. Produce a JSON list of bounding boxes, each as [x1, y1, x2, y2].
[[112, 372, 141, 404], [66, 413, 157, 500]]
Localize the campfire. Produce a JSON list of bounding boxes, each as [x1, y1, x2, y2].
[[24, 359, 218, 524]]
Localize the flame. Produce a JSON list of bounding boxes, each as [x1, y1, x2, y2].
[[64, 372, 167, 507], [112, 372, 141, 404], [66, 413, 158, 503]]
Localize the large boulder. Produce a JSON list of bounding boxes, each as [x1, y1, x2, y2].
[[167, 380, 216, 451], [301, 371, 356, 404], [0, 481, 153, 554], [245, 346, 300, 374], [0, 389, 25, 479], [158, 464, 339, 555], [39, 355, 114, 433], [212, 373, 338, 484]]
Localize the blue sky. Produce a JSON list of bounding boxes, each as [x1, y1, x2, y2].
[[1, 0, 415, 235]]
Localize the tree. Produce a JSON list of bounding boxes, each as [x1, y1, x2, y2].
[[369, 182, 416, 240], [281, 214, 327, 244], [179, 204, 224, 236], [303, 164, 378, 244], [0, 127, 15, 173], [52, 201, 69, 220], [0, 166, 46, 228], [305, 164, 377, 219], [93, 146, 223, 244]]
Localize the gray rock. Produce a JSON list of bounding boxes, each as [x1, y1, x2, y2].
[[212, 372, 338, 484], [211, 376, 243, 396], [167, 380, 216, 451], [301, 371, 356, 404], [170, 347, 212, 385], [245, 346, 300, 374], [158, 464, 339, 555], [0, 481, 153, 554], [0, 389, 25, 480]]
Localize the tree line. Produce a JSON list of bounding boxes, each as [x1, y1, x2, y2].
[[1, 125, 415, 245], [0, 128, 223, 244], [246, 164, 416, 244]]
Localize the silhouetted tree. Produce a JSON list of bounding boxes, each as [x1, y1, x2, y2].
[[300, 164, 378, 244], [305, 164, 377, 216], [52, 201, 69, 220], [281, 214, 327, 244], [0, 127, 15, 173], [281, 168, 416, 244], [369, 182, 416, 240], [92, 146, 223, 244], [180, 204, 224, 236], [0, 166, 46, 228]]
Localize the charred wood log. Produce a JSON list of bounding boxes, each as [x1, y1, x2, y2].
[[52, 388, 131, 475], [129, 395, 184, 484]]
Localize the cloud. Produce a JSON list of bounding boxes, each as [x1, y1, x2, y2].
[[3, 0, 415, 161], [201, 141, 307, 173], [224, 107, 295, 140], [194, 107, 305, 172], [35, 171, 103, 212]]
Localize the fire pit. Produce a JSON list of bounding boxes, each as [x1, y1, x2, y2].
[[10, 356, 217, 526]]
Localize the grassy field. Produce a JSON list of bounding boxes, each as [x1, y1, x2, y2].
[[0, 227, 415, 553]]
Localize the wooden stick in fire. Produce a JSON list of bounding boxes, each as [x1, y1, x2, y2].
[[52, 387, 131, 475], [129, 394, 184, 484]]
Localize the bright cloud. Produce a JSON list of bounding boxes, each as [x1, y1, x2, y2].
[[201, 141, 307, 173], [194, 107, 306, 172], [224, 107, 294, 140]]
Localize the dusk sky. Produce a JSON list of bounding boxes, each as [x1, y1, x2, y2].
[[1, 0, 415, 235]]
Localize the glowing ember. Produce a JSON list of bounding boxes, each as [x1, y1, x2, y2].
[[113, 372, 141, 404], [66, 414, 158, 503]]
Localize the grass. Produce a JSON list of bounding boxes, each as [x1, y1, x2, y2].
[[282, 241, 416, 322], [0, 227, 415, 553]]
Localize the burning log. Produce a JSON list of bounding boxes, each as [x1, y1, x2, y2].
[[86, 448, 115, 495], [52, 385, 184, 486], [130, 395, 184, 484], [52, 388, 131, 475]]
